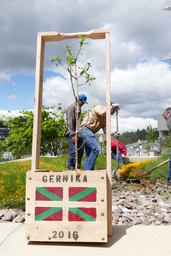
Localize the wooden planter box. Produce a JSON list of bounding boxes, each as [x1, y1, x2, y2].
[[26, 29, 113, 243], [25, 170, 107, 243]]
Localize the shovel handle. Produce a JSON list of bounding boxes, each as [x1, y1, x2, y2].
[[145, 158, 170, 176]]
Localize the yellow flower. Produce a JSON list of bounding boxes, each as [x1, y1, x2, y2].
[[119, 160, 150, 178]]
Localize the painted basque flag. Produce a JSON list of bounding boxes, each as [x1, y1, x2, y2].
[[69, 187, 96, 202], [68, 207, 96, 221], [35, 187, 63, 221], [35, 187, 97, 222], [69, 187, 97, 221], [35, 187, 63, 201], [35, 207, 62, 221]]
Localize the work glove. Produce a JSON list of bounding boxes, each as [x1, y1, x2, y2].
[[112, 103, 120, 111], [114, 131, 120, 138]]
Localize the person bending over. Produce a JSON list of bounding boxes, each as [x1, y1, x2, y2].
[[79, 102, 120, 170]]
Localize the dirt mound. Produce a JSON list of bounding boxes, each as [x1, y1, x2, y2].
[[133, 169, 147, 177]]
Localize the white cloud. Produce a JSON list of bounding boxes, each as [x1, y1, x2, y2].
[[0, 73, 11, 85], [42, 55, 171, 134], [1, 0, 171, 133], [112, 116, 157, 134], [43, 76, 72, 107], [6, 95, 16, 100], [0, 110, 21, 119], [111, 58, 171, 119]]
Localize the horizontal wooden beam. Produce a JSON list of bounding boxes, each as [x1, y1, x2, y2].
[[39, 28, 109, 42]]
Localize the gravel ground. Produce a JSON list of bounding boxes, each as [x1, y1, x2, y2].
[[112, 179, 171, 225]]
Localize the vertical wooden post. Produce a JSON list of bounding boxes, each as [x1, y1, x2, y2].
[[31, 35, 45, 171], [105, 32, 112, 236]]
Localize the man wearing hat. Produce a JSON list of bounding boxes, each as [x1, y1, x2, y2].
[[64, 94, 88, 170]]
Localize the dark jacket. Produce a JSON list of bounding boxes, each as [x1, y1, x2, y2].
[[64, 102, 81, 137]]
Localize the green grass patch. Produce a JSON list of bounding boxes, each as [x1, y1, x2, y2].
[[0, 154, 120, 210], [144, 159, 169, 183], [143, 154, 170, 183], [1, 153, 170, 210], [119, 153, 171, 183]]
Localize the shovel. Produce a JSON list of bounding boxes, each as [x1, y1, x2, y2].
[[112, 109, 120, 181]]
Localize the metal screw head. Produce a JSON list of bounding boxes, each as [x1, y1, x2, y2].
[[101, 199, 104, 202], [101, 212, 104, 216], [48, 237, 51, 240], [27, 235, 30, 240], [101, 176, 104, 179]]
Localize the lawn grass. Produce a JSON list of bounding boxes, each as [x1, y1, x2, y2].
[[119, 153, 170, 183], [1, 153, 170, 210], [142, 154, 170, 183], [0, 154, 120, 210]]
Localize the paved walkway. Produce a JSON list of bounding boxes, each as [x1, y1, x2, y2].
[[0, 223, 171, 256]]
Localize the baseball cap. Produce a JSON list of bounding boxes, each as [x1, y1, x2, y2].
[[78, 94, 88, 104]]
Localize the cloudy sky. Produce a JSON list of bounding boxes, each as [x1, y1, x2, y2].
[[1, 0, 171, 134]]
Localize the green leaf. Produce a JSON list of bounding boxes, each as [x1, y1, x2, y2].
[[90, 77, 96, 81], [85, 74, 90, 80], [80, 70, 84, 76], [56, 55, 61, 61]]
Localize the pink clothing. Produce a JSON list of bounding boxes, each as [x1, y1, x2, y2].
[[111, 140, 127, 156]]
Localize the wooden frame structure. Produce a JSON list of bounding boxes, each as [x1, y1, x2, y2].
[[30, 28, 112, 238]]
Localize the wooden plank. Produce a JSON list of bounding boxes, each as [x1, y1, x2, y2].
[[38, 28, 109, 42], [31, 35, 44, 171], [25, 171, 107, 243], [105, 32, 112, 237]]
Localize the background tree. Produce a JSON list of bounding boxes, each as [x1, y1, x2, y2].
[[40, 104, 67, 156], [81, 110, 87, 123], [146, 123, 158, 143], [145, 123, 158, 153], [119, 126, 159, 146], [161, 131, 171, 153], [2, 104, 67, 159], [3, 114, 33, 159], [0, 140, 4, 161]]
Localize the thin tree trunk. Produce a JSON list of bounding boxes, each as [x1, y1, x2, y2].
[[75, 63, 79, 170]]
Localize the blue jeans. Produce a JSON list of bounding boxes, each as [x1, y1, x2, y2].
[[168, 154, 171, 182], [111, 151, 123, 164], [79, 127, 99, 170], [67, 134, 84, 169]]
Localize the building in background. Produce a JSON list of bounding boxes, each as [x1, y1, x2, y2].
[[157, 115, 169, 139], [0, 121, 14, 160], [0, 121, 10, 140]]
